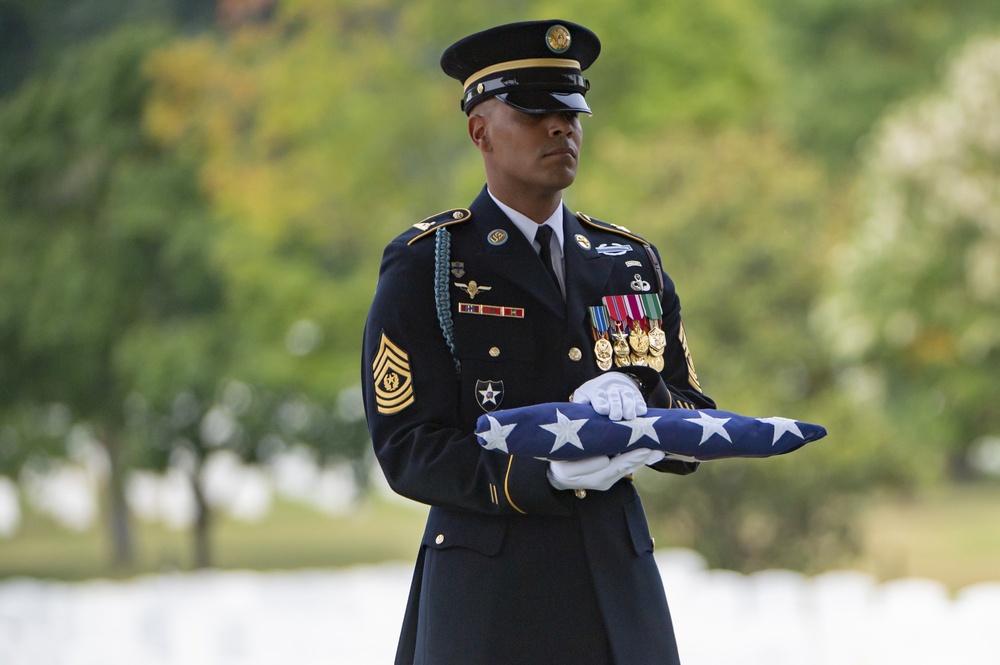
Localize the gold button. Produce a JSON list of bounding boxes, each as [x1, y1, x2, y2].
[[452, 210, 465, 219], [574, 489, 587, 499], [435, 534, 445, 545], [489, 346, 500, 357], [568, 347, 582, 361]]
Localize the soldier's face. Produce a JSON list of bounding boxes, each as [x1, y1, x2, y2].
[[471, 99, 583, 197]]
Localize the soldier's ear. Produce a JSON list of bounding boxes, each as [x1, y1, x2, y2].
[[469, 113, 491, 152]]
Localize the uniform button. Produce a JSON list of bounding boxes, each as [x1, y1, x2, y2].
[[568, 347, 582, 361], [435, 534, 445, 545], [574, 489, 587, 499], [489, 346, 500, 357]]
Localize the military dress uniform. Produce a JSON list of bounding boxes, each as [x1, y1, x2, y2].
[[361, 20, 715, 665]]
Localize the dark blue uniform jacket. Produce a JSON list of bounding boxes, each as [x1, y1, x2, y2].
[[362, 186, 715, 665]]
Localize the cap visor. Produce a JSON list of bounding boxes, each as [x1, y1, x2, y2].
[[497, 91, 592, 115]]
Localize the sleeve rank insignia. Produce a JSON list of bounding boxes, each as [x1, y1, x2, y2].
[[373, 332, 415, 414], [407, 208, 472, 245]]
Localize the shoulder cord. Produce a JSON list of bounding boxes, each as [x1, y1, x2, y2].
[[434, 227, 461, 374]]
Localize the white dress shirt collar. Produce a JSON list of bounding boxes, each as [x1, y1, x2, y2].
[[487, 188, 565, 250]]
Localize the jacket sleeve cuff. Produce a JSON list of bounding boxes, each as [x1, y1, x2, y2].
[[503, 455, 572, 515], [613, 366, 672, 409]]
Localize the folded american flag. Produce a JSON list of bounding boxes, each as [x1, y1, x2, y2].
[[475, 403, 826, 461]]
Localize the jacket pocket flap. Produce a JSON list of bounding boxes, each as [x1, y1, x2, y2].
[[421, 510, 507, 556]]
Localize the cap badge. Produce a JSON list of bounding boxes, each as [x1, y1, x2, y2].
[[546, 25, 572, 54], [488, 229, 509, 246], [575, 234, 591, 249]]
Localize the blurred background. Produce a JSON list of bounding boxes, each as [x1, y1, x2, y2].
[[1, 0, 1000, 662]]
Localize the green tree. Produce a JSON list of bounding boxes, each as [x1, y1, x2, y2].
[[759, 0, 1000, 169], [0, 0, 218, 96], [0, 26, 225, 567], [818, 33, 1000, 479]]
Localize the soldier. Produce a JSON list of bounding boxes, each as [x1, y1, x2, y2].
[[362, 19, 715, 665]]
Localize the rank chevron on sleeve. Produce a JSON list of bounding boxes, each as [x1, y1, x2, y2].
[[474, 403, 827, 461], [373, 332, 415, 415]]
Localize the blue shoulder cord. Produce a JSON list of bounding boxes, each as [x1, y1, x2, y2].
[[434, 227, 461, 374]]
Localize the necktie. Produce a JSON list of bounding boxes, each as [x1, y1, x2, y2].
[[534, 224, 561, 292]]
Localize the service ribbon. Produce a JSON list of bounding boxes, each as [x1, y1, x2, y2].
[[624, 294, 647, 328], [603, 295, 629, 327], [641, 293, 663, 321], [589, 305, 611, 338]]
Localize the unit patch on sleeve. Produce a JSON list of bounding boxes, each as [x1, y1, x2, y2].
[[373, 332, 415, 415]]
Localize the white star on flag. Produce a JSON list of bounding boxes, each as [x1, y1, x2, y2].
[[540, 409, 589, 454], [479, 415, 516, 453], [684, 412, 733, 445], [757, 417, 804, 445], [614, 416, 661, 446]]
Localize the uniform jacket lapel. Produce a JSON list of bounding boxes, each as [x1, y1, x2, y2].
[[563, 207, 615, 328], [469, 188, 566, 318]]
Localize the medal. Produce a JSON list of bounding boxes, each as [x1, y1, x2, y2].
[[647, 323, 666, 356], [612, 326, 631, 367], [624, 295, 650, 362], [604, 296, 634, 368], [642, 293, 667, 360], [589, 306, 614, 371]]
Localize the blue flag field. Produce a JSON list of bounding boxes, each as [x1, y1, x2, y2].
[[475, 403, 827, 461]]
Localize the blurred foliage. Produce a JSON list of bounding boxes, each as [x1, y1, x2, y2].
[[0, 25, 227, 565], [0, 25, 222, 450], [2, 0, 1000, 573], [0, 0, 217, 96], [761, 0, 1000, 169], [818, 33, 1000, 480]]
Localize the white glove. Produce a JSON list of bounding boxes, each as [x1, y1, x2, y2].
[[572, 373, 647, 421], [547, 448, 666, 492]]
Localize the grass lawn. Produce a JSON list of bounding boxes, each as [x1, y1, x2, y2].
[[1, 483, 998, 589], [849, 482, 1000, 590], [0, 495, 429, 581]]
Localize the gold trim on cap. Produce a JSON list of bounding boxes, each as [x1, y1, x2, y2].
[[463, 58, 581, 90]]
